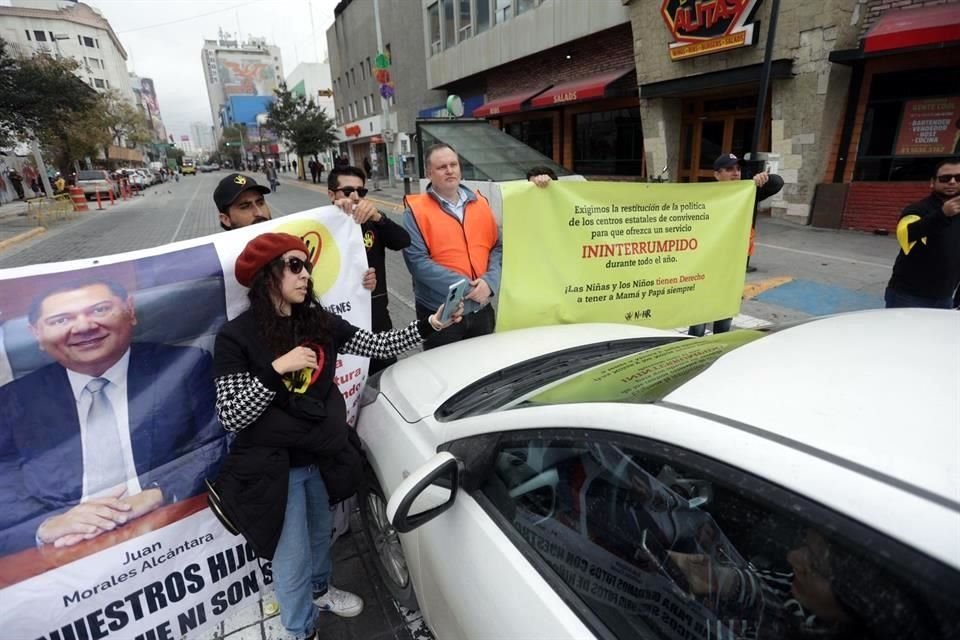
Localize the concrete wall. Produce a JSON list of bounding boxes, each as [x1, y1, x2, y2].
[[327, 0, 445, 135], [424, 0, 629, 89], [626, 0, 865, 222]]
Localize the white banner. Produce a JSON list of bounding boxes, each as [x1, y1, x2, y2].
[[0, 207, 370, 638]]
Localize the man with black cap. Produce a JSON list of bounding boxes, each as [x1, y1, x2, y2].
[[213, 173, 378, 292], [214, 173, 274, 231], [688, 154, 783, 337]]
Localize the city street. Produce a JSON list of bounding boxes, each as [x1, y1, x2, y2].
[[0, 172, 899, 332]]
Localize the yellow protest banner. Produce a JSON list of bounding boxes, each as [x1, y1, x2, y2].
[[497, 180, 755, 331]]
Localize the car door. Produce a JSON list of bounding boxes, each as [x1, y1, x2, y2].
[[398, 426, 960, 640], [485, 429, 960, 639]]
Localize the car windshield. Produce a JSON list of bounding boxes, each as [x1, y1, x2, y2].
[[436, 337, 685, 422], [77, 171, 105, 180], [522, 330, 766, 407]]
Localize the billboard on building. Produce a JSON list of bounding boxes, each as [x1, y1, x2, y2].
[[140, 77, 168, 142], [217, 52, 277, 97], [227, 95, 275, 126]]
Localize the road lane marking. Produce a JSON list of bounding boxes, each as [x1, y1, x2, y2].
[[743, 276, 793, 299], [755, 242, 890, 269], [169, 176, 205, 243]]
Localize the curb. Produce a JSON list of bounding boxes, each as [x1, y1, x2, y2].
[[0, 226, 45, 253]]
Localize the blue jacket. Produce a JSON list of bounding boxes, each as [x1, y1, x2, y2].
[[402, 183, 503, 313]]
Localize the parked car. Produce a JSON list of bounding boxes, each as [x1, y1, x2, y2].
[[76, 170, 118, 200], [357, 310, 960, 640]]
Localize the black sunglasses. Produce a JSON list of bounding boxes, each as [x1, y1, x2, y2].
[[337, 186, 368, 198], [283, 257, 312, 275], [936, 174, 960, 184]]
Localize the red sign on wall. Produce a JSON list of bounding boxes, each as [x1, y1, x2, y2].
[[344, 125, 361, 138], [894, 97, 960, 156], [660, 0, 763, 61]]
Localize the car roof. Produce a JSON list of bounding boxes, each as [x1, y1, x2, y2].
[[664, 309, 960, 507]]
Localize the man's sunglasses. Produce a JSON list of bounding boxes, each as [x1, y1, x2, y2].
[[936, 174, 960, 184], [283, 257, 312, 275], [337, 186, 368, 198]]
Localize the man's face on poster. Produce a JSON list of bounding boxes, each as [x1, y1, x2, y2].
[[30, 284, 137, 377]]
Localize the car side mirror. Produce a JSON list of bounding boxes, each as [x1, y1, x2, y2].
[[387, 452, 461, 533]]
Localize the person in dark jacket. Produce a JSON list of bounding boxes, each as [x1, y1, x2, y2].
[[885, 158, 960, 309], [689, 153, 784, 337], [327, 166, 411, 374], [211, 232, 461, 640]]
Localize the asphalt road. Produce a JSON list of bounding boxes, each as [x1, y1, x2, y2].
[[0, 171, 418, 330]]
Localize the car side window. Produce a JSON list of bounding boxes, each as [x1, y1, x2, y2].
[[479, 433, 960, 640]]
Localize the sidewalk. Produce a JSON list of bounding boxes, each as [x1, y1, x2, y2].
[[0, 192, 143, 254]]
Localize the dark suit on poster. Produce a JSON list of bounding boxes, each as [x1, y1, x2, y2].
[[0, 342, 226, 554]]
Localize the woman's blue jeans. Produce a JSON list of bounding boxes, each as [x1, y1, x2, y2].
[[273, 464, 333, 639]]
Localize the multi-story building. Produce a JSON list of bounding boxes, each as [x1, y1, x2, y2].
[[285, 62, 338, 167], [201, 30, 284, 156], [624, 0, 960, 228], [130, 73, 168, 144], [422, 0, 637, 178], [326, 0, 445, 177], [190, 122, 216, 157], [0, 0, 136, 104]]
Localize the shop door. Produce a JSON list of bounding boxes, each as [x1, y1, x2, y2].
[[678, 95, 767, 182]]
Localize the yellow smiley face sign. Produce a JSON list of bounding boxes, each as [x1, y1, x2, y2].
[[274, 219, 341, 298]]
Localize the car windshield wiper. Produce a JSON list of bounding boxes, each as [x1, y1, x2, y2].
[[436, 337, 684, 422]]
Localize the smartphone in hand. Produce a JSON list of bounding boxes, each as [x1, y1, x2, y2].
[[439, 278, 469, 324]]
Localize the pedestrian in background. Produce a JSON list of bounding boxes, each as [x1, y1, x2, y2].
[[8, 168, 24, 200], [308, 158, 319, 184], [265, 161, 279, 193], [0, 171, 8, 205], [402, 143, 502, 350], [210, 232, 463, 640], [689, 153, 783, 337], [885, 158, 960, 309], [292, 158, 298, 179]]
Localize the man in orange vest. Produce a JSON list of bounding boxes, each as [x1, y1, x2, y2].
[[403, 143, 502, 350]]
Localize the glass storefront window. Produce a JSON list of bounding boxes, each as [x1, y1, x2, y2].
[[442, 0, 456, 49], [504, 118, 553, 160], [458, 0, 472, 41], [517, 0, 537, 15], [495, 0, 512, 24], [476, 0, 491, 33], [573, 108, 643, 176], [853, 66, 960, 181], [418, 119, 566, 181], [428, 3, 441, 55]]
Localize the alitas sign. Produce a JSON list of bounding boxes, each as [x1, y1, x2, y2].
[[660, 0, 763, 61]]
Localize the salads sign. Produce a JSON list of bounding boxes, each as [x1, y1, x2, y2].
[[660, 0, 764, 61]]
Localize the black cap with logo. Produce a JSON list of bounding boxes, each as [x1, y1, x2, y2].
[[213, 173, 271, 213]]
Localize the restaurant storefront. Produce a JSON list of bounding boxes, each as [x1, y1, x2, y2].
[[469, 24, 644, 179], [827, 5, 960, 231]]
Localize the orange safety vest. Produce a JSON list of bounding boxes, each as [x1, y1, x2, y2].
[[406, 191, 499, 279]]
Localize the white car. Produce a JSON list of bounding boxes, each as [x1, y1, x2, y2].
[[356, 309, 960, 640]]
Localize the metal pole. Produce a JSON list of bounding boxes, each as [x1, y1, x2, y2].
[[749, 0, 781, 168], [31, 138, 54, 201], [372, 0, 396, 188]]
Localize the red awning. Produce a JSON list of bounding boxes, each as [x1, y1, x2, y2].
[[473, 88, 549, 118], [529, 67, 634, 109], [864, 5, 960, 54]]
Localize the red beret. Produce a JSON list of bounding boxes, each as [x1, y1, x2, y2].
[[235, 232, 310, 287]]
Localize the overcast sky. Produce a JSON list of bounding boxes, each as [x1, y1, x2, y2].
[[84, 0, 341, 139]]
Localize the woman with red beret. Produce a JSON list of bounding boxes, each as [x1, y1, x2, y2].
[[209, 232, 461, 640]]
